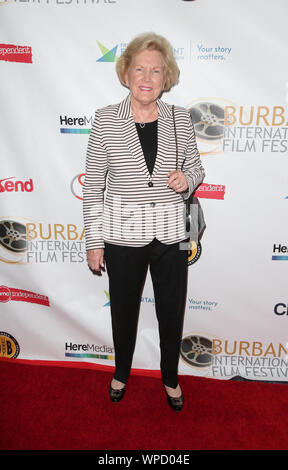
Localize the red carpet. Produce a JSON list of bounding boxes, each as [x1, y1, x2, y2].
[[1, 360, 288, 451]]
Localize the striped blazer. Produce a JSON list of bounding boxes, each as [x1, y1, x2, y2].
[[83, 94, 205, 249]]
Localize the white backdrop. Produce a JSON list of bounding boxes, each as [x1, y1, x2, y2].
[[1, 0, 288, 382]]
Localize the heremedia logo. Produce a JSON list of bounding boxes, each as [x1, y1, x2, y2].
[[59, 115, 92, 134], [272, 243, 288, 261], [65, 341, 114, 360]]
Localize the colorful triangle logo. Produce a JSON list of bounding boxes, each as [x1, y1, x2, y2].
[[96, 41, 119, 62]]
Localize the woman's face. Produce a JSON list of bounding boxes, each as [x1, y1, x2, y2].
[[124, 48, 166, 107]]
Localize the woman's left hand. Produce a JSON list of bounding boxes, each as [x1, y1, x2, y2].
[[167, 170, 189, 193]]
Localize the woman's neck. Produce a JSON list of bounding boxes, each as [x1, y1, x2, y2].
[[130, 96, 158, 123]]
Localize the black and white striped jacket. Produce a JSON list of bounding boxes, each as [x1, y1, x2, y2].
[[83, 94, 205, 249]]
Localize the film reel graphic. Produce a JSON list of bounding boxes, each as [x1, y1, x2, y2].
[[0, 219, 27, 263], [188, 102, 226, 141], [180, 335, 213, 368], [0, 220, 26, 252]]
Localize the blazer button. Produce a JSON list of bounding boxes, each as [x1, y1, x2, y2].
[[150, 202, 156, 208], [148, 181, 153, 187]]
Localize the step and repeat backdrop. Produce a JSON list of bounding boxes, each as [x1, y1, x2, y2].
[[1, 0, 288, 382]]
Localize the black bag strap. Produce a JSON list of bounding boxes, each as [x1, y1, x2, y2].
[[172, 104, 191, 231], [172, 104, 206, 240], [172, 105, 179, 171]]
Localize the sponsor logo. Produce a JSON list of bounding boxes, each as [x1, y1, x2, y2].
[[172, 47, 185, 61], [187, 98, 288, 155], [104, 293, 156, 308], [96, 40, 119, 62], [188, 298, 218, 311], [0, 177, 34, 193], [65, 342, 114, 360], [0, 285, 49, 306], [180, 334, 288, 380], [141, 296, 155, 305], [59, 115, 92, 134], [188, 240, 201, 265], [0, 332, 20, 358], [223, 105, 288, 154], [212, 338, 288, 358], [26, 222, 85, 263], [0, 217, 86, 264], [274, 303, 288, 315], [187, 98, 233, 156], [194, 183, 225, 200], [0, 218, 27, 264], [212, 338, 288, 380], [71, 173, 85, 200], [180, 334, 213, 369], [272, 243, 288, 261], [104, 290, 110, 307], [0, 43, 32, 63], [195, 43, 232, 62]]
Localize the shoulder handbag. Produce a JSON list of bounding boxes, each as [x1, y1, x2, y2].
[[172, 105, 206, 243]]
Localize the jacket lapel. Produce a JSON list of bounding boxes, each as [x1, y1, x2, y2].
[[116, 94, 172, 179], [117, 95, 150, 178], [153, 100, 172, 177]]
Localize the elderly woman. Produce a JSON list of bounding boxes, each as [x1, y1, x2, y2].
[[83, 32, 204, 411]]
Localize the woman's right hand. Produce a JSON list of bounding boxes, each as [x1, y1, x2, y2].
[[87, 249, 105, 275]]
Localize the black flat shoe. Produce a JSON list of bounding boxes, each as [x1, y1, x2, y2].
[[166, 392, 184, 412], [109, 383, 126, 402]]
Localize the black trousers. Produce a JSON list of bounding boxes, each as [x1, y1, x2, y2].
[[104, 237, 188, 388]]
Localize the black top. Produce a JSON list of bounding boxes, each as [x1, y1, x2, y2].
[[135, 120, 158, 175]]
